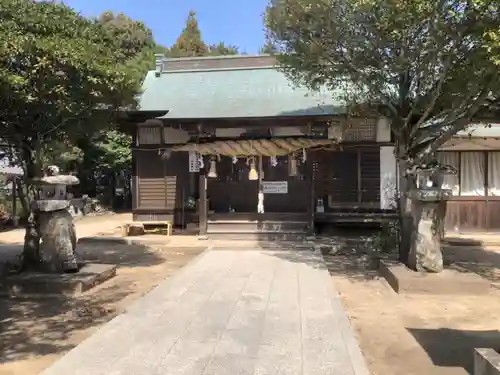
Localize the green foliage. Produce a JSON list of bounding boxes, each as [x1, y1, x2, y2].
[[374, 219, 400, 254], [90, 130, 132, 171], [127, 44, 170, 82], [208, 42, 239, 56], [0, 0, 139, 173], [170, 10, 209, 57], [259, 40, 279, 54], [96, 11, 165, 84], [169, 11, 240, 58], [265, 0, 500, 164], [97, 11, 154, 59], [1, 3, 242, 197]]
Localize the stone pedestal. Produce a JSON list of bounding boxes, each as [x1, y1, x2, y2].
[[2, 263, 117, 297], [474, 349, 500, 375], [407, 188, 451, 273], [32, 200, 79, 273], [379, 260, 490, 295], [26, 170, 83, 273]]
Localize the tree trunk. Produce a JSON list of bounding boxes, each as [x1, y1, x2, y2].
[[11, 178, 17, 220], [21, 143, 43, 269], [397, 160, 414, 264], [23, 211, 41, 269], [16, 181, 29, 220]]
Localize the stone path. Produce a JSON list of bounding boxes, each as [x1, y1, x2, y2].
[[40, 249, 369, 375]]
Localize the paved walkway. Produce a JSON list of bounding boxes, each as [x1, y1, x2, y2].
[[40, 249, 369, 375]]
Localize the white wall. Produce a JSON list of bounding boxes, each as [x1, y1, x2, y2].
[[377, 118, 397, 209], [440, 137, 500, 151], [380, 146, 397, 209]]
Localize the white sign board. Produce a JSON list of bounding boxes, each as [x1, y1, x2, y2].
[[262, 181, 288, 194], [188, 151, 200, 172]]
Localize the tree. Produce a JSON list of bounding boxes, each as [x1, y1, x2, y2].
[[265, 0, 500, 266], [75, 12, 170, 203], [259, 40, 279, 54], [208, 42, 239, 56], [97, 11, 167, 82], [0, 0, 140, 266], [169, 10, 209, 57], [97, 11, 154, 60], [169, 10, 241, 58]]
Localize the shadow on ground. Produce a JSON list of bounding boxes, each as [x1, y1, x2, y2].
[[407, 327, 500, 374], [443, 243, 500, 284], [258, 227, 385, 282], [0, 287, 129, 364], [252, 229, 500, 375], [76, 243, 166, 268], [0, 243, 200, 365]]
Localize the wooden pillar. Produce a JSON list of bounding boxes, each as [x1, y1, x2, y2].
[[131, 131, 139, 214], [258, 155, 263, 214], [198, 173, 208, 236], [306, 158, 315, 236]]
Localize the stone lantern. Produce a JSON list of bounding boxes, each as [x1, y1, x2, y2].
[[406, 165, 454, 273], [32, 168, 80, 273]]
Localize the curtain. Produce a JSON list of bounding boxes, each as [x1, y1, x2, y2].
[[437, 152, 460, 195], [488, 152, 500, 196], [460, 152, 485, 196]]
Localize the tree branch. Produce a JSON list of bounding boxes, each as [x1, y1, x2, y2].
[[409, 54, 453, 138]]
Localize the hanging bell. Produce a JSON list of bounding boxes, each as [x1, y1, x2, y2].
[[248, 158, 258, 180], [207, 158, 217, 178], [289, 155, 298, 176]]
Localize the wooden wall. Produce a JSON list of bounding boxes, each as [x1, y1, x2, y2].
[[133, 144, 384, 221], [133, 150, 192, 224], [445, 199, 500, 232], [313, 147, 380, 210], [205, 147, 382, 214]]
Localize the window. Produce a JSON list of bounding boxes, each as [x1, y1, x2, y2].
[[488, 152, 500, 196], [436, 151, 500, 197], [460, 152, 485, 196], [437, 152, 459, 195]]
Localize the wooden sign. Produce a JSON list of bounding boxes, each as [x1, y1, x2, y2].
[[262, 181, 288, 194]]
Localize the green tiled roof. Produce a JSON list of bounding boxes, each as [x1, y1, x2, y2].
[[138, 62, 345, 119]]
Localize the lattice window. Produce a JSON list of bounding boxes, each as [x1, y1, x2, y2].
[[343, 118, 377, 141], [138, 127, 161, 144]]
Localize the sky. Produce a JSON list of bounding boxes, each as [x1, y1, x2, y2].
[[62, 0, 268, 54]]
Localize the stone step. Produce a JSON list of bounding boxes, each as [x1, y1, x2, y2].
[[206, 232, 308, 242], [207, 220, 308, 234]]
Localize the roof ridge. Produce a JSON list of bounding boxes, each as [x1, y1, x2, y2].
[[155, 54, 277, 74], [156, 54, 273, 62], [157, 65, 277, 74]]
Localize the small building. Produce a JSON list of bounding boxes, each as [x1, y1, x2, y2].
[[131, 54, 397, 237], [0, 164, 23, 222], [130, 54, 500, 235], [439, 124, 500, 232]]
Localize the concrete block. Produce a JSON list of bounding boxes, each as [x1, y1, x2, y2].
[[379, 260, 490, 295], [126, 223, 145, 236], [1, 263, 116, 297], [474, 348, 500, 375]]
